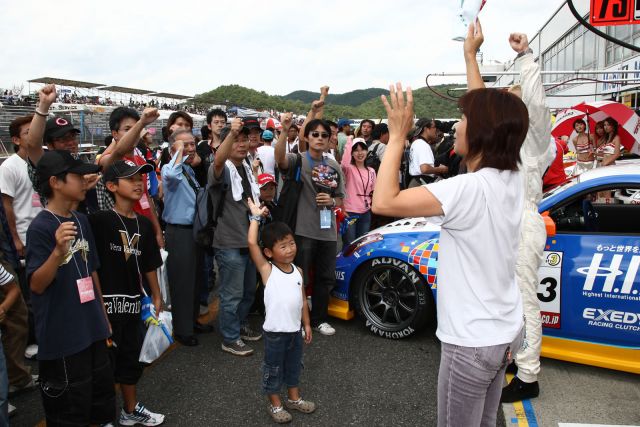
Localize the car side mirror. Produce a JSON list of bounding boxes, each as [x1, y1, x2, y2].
[[541, 211, 556, 237]]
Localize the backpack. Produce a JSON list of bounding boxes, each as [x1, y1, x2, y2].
[[365, 142, 382, 173], [189, 167, 231, 247], [271, 154, 303, 232]]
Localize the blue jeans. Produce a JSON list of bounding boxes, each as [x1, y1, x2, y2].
[[262, 331, 303, 394], [215, 248, 257, 344], [342, 210, 372, 246], [0, 334, 8, 426]]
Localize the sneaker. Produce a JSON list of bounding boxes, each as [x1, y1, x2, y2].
[[240, 325, 263, 341], [267, 404, 292, 424], [8, 403, 16, 418], [24, 344, 38, 360], [314, 322, 335, 336], [9, 374, 38, 396], [119, 402, 165, 426], [198, 304, 209, 316], [221, 339, 253, 356], [285, 398, 316, 414], [500, 376, 540, 403]]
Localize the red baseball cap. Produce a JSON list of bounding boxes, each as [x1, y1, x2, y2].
[[258, 173, 276, 188]]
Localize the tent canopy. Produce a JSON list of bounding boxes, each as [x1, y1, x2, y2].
[[28, 77, 105, 89]]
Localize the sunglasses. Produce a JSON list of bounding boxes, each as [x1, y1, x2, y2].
[[310, 131, 330, 139]]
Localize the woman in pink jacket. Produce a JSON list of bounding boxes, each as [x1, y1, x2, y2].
[[341, 137, 376, 245]]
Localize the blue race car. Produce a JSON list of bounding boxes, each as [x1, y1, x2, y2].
[[328, 163, 640, 373]]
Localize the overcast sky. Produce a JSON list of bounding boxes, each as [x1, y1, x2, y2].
[[2, 0, 569, 97]]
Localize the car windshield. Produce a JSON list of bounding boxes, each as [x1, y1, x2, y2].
[[542, 176, 578, 200]]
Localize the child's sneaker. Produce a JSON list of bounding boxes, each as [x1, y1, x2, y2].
[[221, 339, 254, 356], [268, 404, 292, 424], [285, 398, 316, 414], [119, 402, 165, 426], [315, 322, 336, 336], [240, 325, 262, 341]]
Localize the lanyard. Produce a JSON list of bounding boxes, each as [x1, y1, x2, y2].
[[45, 210, 90, 279], [355, 167, 372, 208], [111, 210, 146, 297]]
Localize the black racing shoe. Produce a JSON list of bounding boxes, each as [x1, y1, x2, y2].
[[500, 376, 540, 403], [505, 361, 518, 374]]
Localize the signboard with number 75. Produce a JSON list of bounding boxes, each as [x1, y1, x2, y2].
[[590, 0, 640, 26]]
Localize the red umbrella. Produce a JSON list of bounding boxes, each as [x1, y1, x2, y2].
[[551, 108, 590, 142], [572, 101, 640, 151]]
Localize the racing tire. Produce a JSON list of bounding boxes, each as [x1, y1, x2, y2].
[[352, 257, 435, 339]]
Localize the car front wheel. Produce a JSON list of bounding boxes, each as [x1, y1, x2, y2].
[[352, 258, 434, 339]]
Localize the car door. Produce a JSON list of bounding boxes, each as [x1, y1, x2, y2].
[[544, 185, 640, 348]]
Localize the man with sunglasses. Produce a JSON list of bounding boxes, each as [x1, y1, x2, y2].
[[275, 113, 345, 336]]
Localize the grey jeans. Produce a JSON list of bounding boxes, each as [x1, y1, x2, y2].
[[437, 328, 524, 427]]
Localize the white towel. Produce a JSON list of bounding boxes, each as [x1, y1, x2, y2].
[[226, 159, 260, 203]]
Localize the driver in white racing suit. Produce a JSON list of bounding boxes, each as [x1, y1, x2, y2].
[[500, 33, 556, 403]]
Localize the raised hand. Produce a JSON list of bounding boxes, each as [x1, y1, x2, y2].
[[320, 86, 330, 98], [463, 19, 484, 58], [381, 83, 414, 145], [141, 108, 160, 126], [230, 117, 243, 136], [509, 32, 529, 54], [39, 84, 57, 110], [247, 197, 268, 217], [280, 112, 293, 131]]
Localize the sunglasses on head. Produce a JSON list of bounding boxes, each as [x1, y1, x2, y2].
[[310, 131, 330, 139]]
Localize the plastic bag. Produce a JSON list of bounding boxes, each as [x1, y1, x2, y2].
[[139, 311, 174, 364], [157, 249, 169, 305]]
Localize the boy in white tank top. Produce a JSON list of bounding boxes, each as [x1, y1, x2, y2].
[[247, 198, 315, 424]]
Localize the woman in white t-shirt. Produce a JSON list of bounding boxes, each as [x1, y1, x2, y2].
[[373, 29, 528, 427]]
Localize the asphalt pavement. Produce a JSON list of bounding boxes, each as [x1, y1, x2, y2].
[[8, 314, 509, 427]]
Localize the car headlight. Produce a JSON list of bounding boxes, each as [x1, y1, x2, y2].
[[342, 233, 383, 257]]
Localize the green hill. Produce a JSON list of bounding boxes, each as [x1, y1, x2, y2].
[[283, 88, 390, 107], [193, 84, 463, 119]]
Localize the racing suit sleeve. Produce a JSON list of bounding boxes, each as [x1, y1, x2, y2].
[[517, 53, 555, 171]]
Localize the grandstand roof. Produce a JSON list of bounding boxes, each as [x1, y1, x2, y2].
[[99, 86, 155, 95], [149, 92, 192, 100], [28, 77, 105, 88]]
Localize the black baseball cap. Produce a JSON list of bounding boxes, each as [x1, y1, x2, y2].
[[219, 125, 250, 141], [242, 117, 261, 129], [103, 160, 154, 183], [413, 118, 435, 139], [44, 116, 80, 141], [36, 150, 101, 183]]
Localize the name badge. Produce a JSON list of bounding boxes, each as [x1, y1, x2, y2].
[[32, 193, 42, 208], [139, 193, 150, 210], [77, 277, 95, 303], [320, 209, 332, 229]]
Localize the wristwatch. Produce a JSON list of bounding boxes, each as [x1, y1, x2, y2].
[[516, 48, 533, 60]]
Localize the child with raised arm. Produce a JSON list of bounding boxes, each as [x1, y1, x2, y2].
[[246, 198, 315, 424]]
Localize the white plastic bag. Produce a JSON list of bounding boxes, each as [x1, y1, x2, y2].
[[157, 249, 169, 305], [139, 311, 174, 364]]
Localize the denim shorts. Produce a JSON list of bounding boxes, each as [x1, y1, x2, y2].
[[262, 330, 303, 394]]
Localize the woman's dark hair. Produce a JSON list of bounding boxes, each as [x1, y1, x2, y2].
[[109, 107, 140, 132], [604, 117, 619, 141], [201, 125, 210, 140], [167, 111, 193, 131], [372, 123, 389, 140], [350, 140, 368, 165], [161, 126, 169, 141], [261, 221, 294, 251], [303, 119, 331, 138], [40, 172, 67, 198], [595, 120, 605, 140], [458, 88, 529, 171], [572, 118, 586, 130]]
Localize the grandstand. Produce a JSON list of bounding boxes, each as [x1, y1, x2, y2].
[[0, 77, 209, 159]]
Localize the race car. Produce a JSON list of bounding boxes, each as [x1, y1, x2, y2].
[[328, 163, 640, 374]]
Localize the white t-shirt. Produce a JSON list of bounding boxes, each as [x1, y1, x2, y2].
[[256, 145, 276, 176], [426, 168, 524, 347], [263, 263, 304, 333], [409, 138, 434, 177], [0, 153, 43, 244]]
